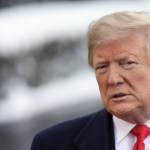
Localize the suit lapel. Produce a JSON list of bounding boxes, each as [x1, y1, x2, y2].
[[74, 109, 115, 150]]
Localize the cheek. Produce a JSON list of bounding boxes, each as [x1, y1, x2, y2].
[[135, 77, 150, 100], [131, 69, 150, 89], [96, 76, 108, 99], [126, 69, 150, 102], [125, 68, 148, 90]]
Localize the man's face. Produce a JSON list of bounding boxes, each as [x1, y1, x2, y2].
[[92, 33, 150, 123]]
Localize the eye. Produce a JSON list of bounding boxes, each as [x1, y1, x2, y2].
[[95, 64, 108, 74], [120, 60, 137, 69], [127, 61, 135, 65]]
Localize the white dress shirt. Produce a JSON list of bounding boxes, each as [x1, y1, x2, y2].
[[113, 116, 150, 150]]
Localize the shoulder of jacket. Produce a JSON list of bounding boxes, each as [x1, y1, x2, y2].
[[36, 109, 106, 138]]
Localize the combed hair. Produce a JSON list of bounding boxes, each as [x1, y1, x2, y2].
[[87, 11, 150, 66]]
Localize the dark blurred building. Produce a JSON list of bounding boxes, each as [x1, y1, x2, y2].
[[0, 0, 140, 8], [0, 0, 96, 8]]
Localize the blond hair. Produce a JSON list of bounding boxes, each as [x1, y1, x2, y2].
[[87, 11, 150, 66]]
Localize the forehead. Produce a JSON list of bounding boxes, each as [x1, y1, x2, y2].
[[92, 33, 147, 62]]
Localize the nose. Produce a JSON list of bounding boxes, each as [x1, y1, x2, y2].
[[108, 64, 124, 86]]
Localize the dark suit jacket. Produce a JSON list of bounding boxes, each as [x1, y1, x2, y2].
[[31, 109, 116, 150]]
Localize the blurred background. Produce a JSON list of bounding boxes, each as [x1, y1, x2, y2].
[[0, 0, 150, 150]]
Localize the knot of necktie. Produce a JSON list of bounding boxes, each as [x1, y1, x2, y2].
[[131, 124, 150, 150]]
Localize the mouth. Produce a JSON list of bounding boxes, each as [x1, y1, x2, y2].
[[111, 92, 128, 100]]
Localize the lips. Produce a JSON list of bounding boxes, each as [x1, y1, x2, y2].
[[110, 92, 128, 99]]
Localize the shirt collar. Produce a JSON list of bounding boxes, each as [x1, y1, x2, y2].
[[144, 119, 150, 127], [113, 116, 136, 144], [113, 116, 150, 144]]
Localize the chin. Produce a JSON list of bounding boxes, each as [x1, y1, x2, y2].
[[110, 105, 134, 119], [110, 106, 149, 124]]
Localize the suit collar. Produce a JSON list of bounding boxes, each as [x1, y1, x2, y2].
[[74, 109, 115, 150]]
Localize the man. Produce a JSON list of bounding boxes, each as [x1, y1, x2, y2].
[[31, 11, 150, 150]]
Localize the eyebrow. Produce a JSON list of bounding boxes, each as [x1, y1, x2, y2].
[[115, 56, 128, 61], [114, 56, 131, 63], [94, 61, 108, 67], [94, 56, 130, 66]]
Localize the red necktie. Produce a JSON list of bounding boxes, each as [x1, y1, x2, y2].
[[131, 124, 150, 150]]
